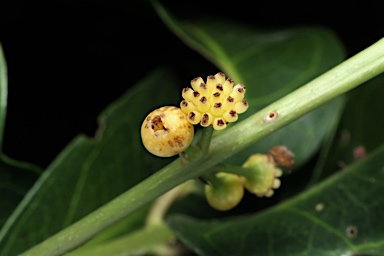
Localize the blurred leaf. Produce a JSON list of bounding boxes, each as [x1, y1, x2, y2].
[[152, 1, 346, 168], [0, 68, 180, 256], [0, 43, 42, 228], [67, 205, 150, 254], [168, 144, 384, 255], [310, 74, 384, 184], [0, 157, 41, 228], [67, 224, 174, 256]]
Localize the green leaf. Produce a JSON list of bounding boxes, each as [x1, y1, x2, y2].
[[0, 68, 180, 256], [0, 156, 41, 228], [0, 43, 42, 228], [152, 1, 346, 167], [168, 143, 384, 256], [310, 73, 384, 184]]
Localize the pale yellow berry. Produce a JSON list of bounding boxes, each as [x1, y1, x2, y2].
[[230, 84, 246, 103], [209, 92, 224, 105], [141, 106, 194, 157], [222, 110, 238, 123], [211, 102, 224, 117], [211, 84, 224, 96], [181, 87, 195, 102], [222, 78, 234, 95], [213, 117, 227, 130], [191, 77, 205, 92], [214, 72, 226, 85], [205, 172, 244, 211], [222, 96, 235, 111], [206, 75, 217, 92], [180, 100, 196, 114], [196, 96, 210, 112], [234, 99, 249, 114], [200, 113, 213, 127], [187, 111, 202, 125]]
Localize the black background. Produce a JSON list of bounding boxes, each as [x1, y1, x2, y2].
[[0, 0, 382, 168]]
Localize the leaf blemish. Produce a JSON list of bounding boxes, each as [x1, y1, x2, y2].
[[315, 203, 324, 212], [346, 226, 358, 238]]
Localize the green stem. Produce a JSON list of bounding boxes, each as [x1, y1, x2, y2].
[[211, 163, 253, 178], [200, 171, 220, 187], [179, 126, 214, 163], [0, 45, 7, 150], [21, 37, 384, 256], [145, 180, 195, 226], [196, 126, 214, 153]]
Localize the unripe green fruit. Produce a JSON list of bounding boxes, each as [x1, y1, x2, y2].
[[205, 172, 244, 211], [242, 154, 282, 197], [141, 106, 194, 157]]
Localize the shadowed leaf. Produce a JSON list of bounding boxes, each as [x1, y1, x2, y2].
[[168, 144, 384, 256], [0, 68, 180, 256], [0, 43, 42, 229], [153, 1, 345, 168], [310, 73, 384, 184]]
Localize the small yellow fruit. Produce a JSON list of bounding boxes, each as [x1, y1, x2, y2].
[[141, 106, 194, 157]]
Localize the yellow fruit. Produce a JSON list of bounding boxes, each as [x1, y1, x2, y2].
[[180, 72, 248, 130], [141, 106, 194, 157]]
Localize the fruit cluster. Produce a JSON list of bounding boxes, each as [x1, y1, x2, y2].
[[204, 146, 294, 211], [180, 72, 248, 130]]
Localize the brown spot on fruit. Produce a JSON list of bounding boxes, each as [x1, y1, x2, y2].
[[174, 136, 184, 147], [188, 112, 196, 121], [217, 119, 225, 126], [214, 103, 222, 108], [151, 116, 164, 131], [141, 106, 194, 157]]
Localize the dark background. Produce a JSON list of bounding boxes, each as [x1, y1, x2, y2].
[[0, 0, 382, 168]]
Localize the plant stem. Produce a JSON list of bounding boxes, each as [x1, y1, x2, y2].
[[211, 163, 253, 177], [145, 180, 196, 226], [196, 126, 214, 153], [0, 45, 7, 150], [20, 37, 384, 256]]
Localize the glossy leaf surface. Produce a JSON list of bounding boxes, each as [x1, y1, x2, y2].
[[168, 144, 384, 255]]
